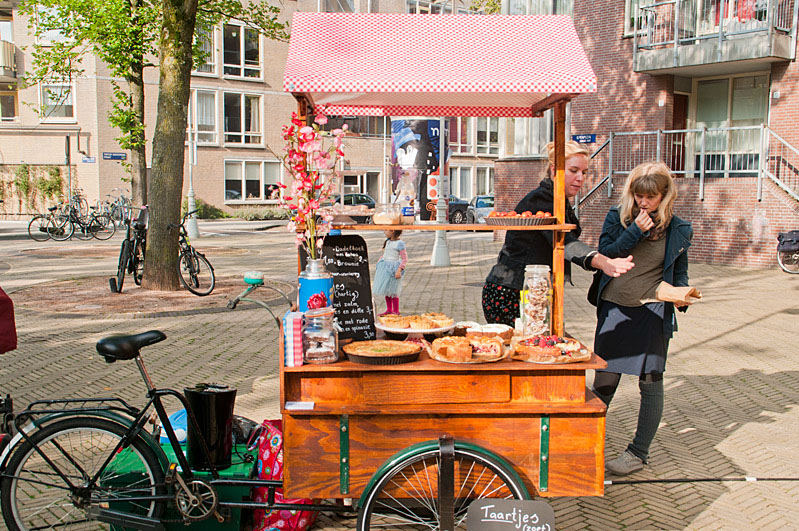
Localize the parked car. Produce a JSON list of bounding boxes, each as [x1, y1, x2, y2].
[[466, 195, 494, 224], [447, 195, 470, 224], [325, 193, 376, 209]]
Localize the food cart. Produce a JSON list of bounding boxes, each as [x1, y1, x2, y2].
[[280, 12, 607, 529]]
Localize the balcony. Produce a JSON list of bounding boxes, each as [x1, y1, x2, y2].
[[633, 0, 798, 75], [0, 40, 15, 81]]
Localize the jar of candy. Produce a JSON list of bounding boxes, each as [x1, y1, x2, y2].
[[302, 307, 339, 364], [522, 265, 551, 336]]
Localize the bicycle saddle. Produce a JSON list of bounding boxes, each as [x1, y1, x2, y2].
[[96, 330, 166, 362], [244, 271, 264, 285]]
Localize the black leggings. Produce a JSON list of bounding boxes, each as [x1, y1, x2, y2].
[[593, 371, 663, 404]]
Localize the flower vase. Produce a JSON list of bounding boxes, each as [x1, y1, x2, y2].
[[298, 258, 333, 312]]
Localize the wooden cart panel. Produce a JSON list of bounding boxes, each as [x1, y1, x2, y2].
[[283, 412, 604, 499]]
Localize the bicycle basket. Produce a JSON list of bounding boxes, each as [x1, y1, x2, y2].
[[777, 230, 799, 252]]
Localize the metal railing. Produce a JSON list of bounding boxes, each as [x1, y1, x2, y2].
[[576, 125, 799, 210], [634, 0, 799, 63]]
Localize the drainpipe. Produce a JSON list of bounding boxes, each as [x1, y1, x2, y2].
[[607, 132, 614, 198], [633, 2, 639, 71], [673, 0, 681, 67], [767, 0, 775, 56], [699, 127, 706, 200], [717, 0, 726, 62], [656, 129, 662, 162], [757, 123, 765, 201]]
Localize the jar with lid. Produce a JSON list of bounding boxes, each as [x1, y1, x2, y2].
[[522, 264, 552, 336], [302, 307, 339, 364], [372, 204, 401, 225]]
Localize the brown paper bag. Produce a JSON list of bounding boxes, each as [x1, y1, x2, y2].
[[655, 282, 702, 305]]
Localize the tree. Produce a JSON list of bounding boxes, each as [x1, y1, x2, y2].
[[22, 0, 287, 290]]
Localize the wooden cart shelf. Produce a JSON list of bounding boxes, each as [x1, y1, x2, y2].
[[333, 223, 577, 231]]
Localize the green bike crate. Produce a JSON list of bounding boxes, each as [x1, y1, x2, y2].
[[109, 443, 257, 531]]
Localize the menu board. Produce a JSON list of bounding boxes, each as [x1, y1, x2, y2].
[[300, 234, 376, 341]]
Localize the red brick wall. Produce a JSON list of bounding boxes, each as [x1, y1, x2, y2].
[[493, 158, 550, 212], [577, 177, 799, 268]]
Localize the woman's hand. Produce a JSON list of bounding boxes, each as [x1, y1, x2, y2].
[[395, 269, 403, 279], [591, 254, 635, 278], [635, 210, 654, 232]]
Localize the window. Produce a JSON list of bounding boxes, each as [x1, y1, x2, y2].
[[188, 90, 217, 144], [406, 0, 452, 13], [36, 6, 70, 44], [324, 0, 355, 12], [1, 91, 17, 122], [224, 92, 261, 145], [476, 117, 499, 155], [449, 166, 472, 199], [508, 112, 553, 156], [223, 24, 260, 78], [225, 160, 282, 202], [40, 83, 74, 120], [0, 16, 13, 42], [324, 116, 387, 137], [448, 117, 472, 154], [624, 0, 644, 34], [194, 28, 216, 75], [475, 166, 494, 195], [509, 0, 573, 15]]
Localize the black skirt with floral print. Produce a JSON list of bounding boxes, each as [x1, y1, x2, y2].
[[481, 282, 520, 327]]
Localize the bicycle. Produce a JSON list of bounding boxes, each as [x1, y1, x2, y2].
[[227, 271, 295, 327], [26, 205, 62, 242], [777, 230, 799, 274], [48, 202, 115, 241], [110, 206, 148, 293], [173, 209, 215, 296]]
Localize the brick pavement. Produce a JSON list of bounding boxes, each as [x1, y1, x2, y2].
[[1, 226, 798, 530]]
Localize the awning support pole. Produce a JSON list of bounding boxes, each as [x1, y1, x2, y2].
[[552, 101, 566, 337]]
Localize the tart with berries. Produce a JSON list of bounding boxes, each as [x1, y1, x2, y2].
[[511, 334, 591, 364]]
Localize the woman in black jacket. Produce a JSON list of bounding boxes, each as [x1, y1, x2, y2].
[[482, 141, 634, 326]]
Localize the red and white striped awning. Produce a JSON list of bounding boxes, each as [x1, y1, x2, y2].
[[283, 12, 597, 118]]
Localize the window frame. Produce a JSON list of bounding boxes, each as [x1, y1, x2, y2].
[[193, 26, 218, 77], [448, 117, 473, 155], [224, 159, 284, 204], [475, 165, 495, 196], [188, 89, 218, 145], [223, 92, 263, 146], [0, 90, 19, 122], [475, 117, 500, 155], [222, 22, 262, 81], [35, 5, 72, 45], [39, 81, 76, 123]]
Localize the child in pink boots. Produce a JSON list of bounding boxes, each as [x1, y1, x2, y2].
[[373, 230, 407, 316]]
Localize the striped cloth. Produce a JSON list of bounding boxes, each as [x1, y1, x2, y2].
[[282, 311, 305, 367]]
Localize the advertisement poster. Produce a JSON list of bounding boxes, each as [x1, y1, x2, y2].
[[390, 118, 449, 221]]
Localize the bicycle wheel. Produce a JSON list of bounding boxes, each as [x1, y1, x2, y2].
[[357, 446, 529, 530], [116, 239, 130, 293], [47, 217, 74, 241], [778, 250, 799, 274], [178, 250, 215, 296], [0, 416, 166, 531], [90, 213, 116, 240], [27, 215, 51, 242], [132, 240, 145, 285]]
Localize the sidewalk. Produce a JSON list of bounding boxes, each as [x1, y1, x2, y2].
[[1, 229, 798, 529]]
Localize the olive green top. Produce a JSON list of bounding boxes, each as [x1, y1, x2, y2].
[[601, 236, 666, 307]]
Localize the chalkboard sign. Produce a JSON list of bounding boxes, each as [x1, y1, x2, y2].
[[466, 499, 555, 531], [300, 234, 376, 341]]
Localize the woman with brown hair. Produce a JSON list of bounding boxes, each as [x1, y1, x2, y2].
[[590, 161, 694, 476]]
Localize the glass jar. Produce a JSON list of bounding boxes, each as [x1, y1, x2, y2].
[[372, 204, 401, 225], [522, 264, 552, 336], [302, 307, 339, 364]]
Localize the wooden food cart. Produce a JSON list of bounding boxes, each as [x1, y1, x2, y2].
[[280, 12, 605, 529]]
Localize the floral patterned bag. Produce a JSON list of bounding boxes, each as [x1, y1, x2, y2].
[[252, 420, 317, 531]]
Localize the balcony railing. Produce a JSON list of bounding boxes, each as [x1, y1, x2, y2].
[[0, 40, 16, 77], [634, 0, 799, 64], [576, 125, 799, 214]]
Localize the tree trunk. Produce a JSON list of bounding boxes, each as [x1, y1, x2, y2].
[[129, 63, 147, 208], [142, 0, 198, 291]]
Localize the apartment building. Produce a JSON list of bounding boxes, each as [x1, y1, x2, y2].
[[496, 0, 799, 267], [0, 0, 505, 218]]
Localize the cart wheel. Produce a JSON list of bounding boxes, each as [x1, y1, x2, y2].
[[357, 441, 529, 530]]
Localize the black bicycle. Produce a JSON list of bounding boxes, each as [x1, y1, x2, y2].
[[777, 230, 799, 274], [111, 206, 148, 293], [173, 210, 215, 296], [49, 202, 115, 241]]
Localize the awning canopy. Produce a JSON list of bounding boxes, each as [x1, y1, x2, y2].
[[283, 12, 597, 118]]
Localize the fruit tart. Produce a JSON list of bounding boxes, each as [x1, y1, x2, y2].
[[511, 334, 591, 364]]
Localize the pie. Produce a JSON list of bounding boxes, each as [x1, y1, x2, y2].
[[404, 337, 432, 356], [465, 323, 514, 343], [453, 321, 481, 336], [343, 340, 421, 357], [421, 312, 455, 328], [407, 315, 436, 330], [379, 315, 410, 329], [511, 335, 591, 364], [431, 336, 505, 363]]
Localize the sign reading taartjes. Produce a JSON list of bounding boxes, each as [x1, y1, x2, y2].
[[299, 234, 376, 342], [466, 499, 555, 531]]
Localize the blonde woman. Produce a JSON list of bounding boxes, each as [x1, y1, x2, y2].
[[590, 161, 693, 476], [483, 141, 634, 326]]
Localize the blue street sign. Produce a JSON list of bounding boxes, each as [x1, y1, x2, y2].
[[102, 152, 127, 161], [572, 134, 596, 144], [82, 157, 96, 163]]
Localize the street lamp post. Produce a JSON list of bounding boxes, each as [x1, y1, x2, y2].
[[186, 100, 200, 239], [430, 117, 451, 266]]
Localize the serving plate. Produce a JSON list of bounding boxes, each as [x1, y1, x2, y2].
[[485, 217, 557, 226], [428, 349, 509, 364], [374, 321, 455, 335]]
